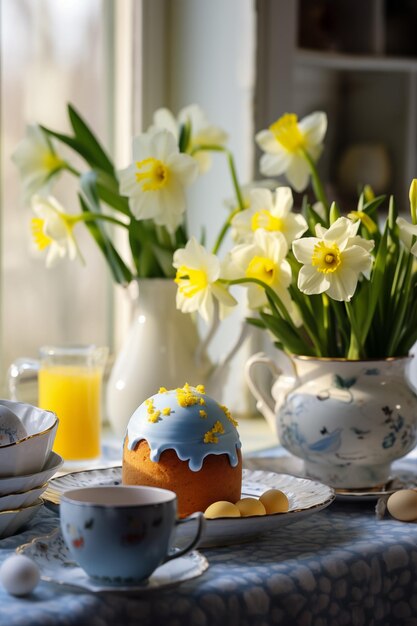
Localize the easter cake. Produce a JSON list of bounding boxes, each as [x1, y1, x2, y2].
[[122, 384, 242, 517]]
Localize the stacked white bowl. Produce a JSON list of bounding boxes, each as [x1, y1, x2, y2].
[[0, 400, 62, 538]]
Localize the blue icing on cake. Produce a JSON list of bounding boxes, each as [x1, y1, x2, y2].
[[126, 385, 241, 472]]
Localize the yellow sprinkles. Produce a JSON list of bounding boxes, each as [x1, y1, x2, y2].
[[199, 409, 207, 418], [148, 410, 161, 423], [158, 387, 168, 394], [162, 407, 171, 416], [176, 382, 200, 407], [220, 404, 238, 428], [204, 420, 225, 444]]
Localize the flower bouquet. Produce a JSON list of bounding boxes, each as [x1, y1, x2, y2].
[[14, 102, 417, 363]]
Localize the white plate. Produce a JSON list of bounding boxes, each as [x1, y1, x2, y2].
[[0, 452, 63, 497], [17, 529, 208, 593], [0, 499, 43, 538], [0, 483, 47, 512], [44, 467, 335, 547]]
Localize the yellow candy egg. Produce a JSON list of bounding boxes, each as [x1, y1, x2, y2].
[[235, 497, 266, 517], [204, 501, 241, 519], [387, 489, 417, 522], [259, 488, 289, 514]]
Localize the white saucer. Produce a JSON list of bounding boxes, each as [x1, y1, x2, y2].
[[17, 528, 208, 594], [244, 455, 417, 501], [43, 466, 335, 547]]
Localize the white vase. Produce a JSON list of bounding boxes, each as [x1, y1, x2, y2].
[[106, 279, 242, 438], [245, 353, 417, 488]]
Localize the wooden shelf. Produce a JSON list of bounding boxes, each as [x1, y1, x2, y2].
[[296, 48, 417, 73]]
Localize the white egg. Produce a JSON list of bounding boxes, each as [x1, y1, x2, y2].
[[0, 555, 40, 596], [0, 406, 27, 446], [387, 489, 417, 522]]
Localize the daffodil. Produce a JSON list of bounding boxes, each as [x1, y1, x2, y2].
[[224, 180, 276, 213], [118, 129, 198, 234], [292, 217, 374, 302], [11, 125, 66, 200], [224, 229, 293, 311], [30, 195, 83, 268], [256, 112, 327, 192], [231, 186, 308, 245], [151, 104, 228, 173], [396, 217, 417, 255], [173, 237, 236, 322]]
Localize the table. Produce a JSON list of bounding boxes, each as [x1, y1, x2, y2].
[[2, 449, 417, 626]]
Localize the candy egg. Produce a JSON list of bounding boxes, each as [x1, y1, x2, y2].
[[387, 489, 417, 522], [259, 489, 289, 514], [235, 497, 266, 517], [204, 501, 241, 519], [0, 406, 27, 446], [0, 555, 40, 596]]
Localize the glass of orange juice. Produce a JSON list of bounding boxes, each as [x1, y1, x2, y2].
[[8, 345, 108, 461]]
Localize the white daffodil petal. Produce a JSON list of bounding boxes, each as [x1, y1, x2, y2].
[[341, 245, 374, 279], [397, 216, 417, 251], [274, 186, 293, 216], [326, 267, 359, 302], [299, 111, 328, 147], [211, 284, 237, 308], [292, 237, 318, 264], [151, 129, 179, 161], [298, 265, 329, 295], [250, 188, 274, 212], [260, 152, 292, 177], [285, 157, 311, 192], [169, 153, 199, 186], [152, 108, 179, 137], [247, 284, 267, 309], [200, 290, 214, 323], [285, 213, 309, 243], [12, 125, 64, 200], [255, 129, 281, 153], [323, 217, 359, 248]]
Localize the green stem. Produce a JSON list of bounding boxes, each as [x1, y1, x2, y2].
[[221, 276, 323, 356], [65, 163, 81, 177], [212, 209, 240, 255], [73, 212, 128, 229], [301, 148, 329, 220], [191, 144, 245, 253], [345, 302, 362, 359], [322, 293, 331, 353]]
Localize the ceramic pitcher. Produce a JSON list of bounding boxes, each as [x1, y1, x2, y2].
[[245, 352, 417, 488], [106, 279, 247, 437]]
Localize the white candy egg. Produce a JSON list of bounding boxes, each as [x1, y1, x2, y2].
[[0, 406, 27, 446], [0, 555, 40, 596]]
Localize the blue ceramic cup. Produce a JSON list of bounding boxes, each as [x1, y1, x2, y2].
[[60, 485, 205, 582]]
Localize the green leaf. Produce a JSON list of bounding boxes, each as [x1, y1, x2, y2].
[[68, 104, 114, 175], [305, 204, 325, 235], [260, 312, 315, 356], [329, 201, 340, 224], [79, 172, 132, 284], [128, 221, 168, 278], [179, 120, 191, 153]]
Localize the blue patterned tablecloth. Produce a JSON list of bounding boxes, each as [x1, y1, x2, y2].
[[1, 451, 417, 626]]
